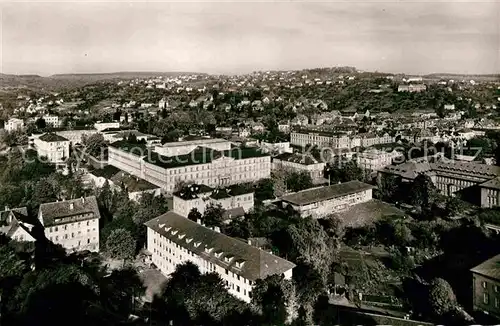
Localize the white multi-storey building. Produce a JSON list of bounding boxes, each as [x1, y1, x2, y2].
[[4, 118, 25, 132], [291, 130, 351, 149], [173, 184, 254, 218], [145, 211, 295, 302], [272, 153, 326, 180], [33, 133, 70, 163], [356, 149, 403, 171], [42, 115, 61, 128], [38, 196, 101, 252], [280, 180, 374, 218], [108, 142, 271, 193]]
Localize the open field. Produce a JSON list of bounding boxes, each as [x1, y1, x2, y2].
[[333, 199, 405, 228]]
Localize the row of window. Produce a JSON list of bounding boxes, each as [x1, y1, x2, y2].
[[47, 222, 94, 233], [50, 236, 94, 244]]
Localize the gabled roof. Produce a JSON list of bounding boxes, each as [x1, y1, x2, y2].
[[281, 181, 374, 206], [39, 196, 101, 227], [274, 152, 320, 165], [110, 171, 159, 192], [471, 254, 500, 280], [145, 212, 295, 280], [38, 133, 69, 142]]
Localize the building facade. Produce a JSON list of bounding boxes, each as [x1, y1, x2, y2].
[[33, 133, 70, 163], [272, 153, 326, 180], [471, 254, 500, 320], [4, 118, 25, 132], [280, 180, 373, 218], [145, 211, 295, 303], [42, 115, 61, 128], [108, 143, 271, 193], [378, 161, 500, 207], [38, 196, 101, 252], [357, 149, 403, 171], [173, 184, 254, 218], [291, 130, 351, 149], [154, 138, 232, 157], [0, 207, 36, 242]]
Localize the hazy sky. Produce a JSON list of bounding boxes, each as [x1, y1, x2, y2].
[[1, 0, 499, 76]]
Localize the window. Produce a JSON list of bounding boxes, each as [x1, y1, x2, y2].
[[495, 285, 499, 293], [482, 281, 487, 289], [496, 297, 500, 308], [484, 293, 490, 305], [87, 239, 90, 244], [237, 286, 240, 292], [225, 269, 229, 275]]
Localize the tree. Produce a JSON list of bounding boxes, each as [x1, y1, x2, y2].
[[445, 197, 465, 217], [286, 171, 313, 192], [203, 203, 225, 228], [428, 278, 457, 317], [342, 160, 364, 182], [378, 174, 401, 202], [411, 174, 438, 211], [187, 208, 202, 222], [251, 275, 293, 325], [82, 133, 106, 157], [35, 118, 46, 130], [105, 228, 136, 260]]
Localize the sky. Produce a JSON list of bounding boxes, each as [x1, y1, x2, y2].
[[1, 0, 499, 76]]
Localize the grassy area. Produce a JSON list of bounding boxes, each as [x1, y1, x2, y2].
[[333, 199, 405, 228]]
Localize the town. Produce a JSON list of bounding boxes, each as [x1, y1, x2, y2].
[[1, 67, 500, 325], [2, 0, 500, 324]]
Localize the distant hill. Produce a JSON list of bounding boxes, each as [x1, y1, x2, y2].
[[0, 71, 207, 90], [50, 71, 207, 79], [423, 73, 500, 81]]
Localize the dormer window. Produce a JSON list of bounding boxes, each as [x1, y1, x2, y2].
[[235, 259, 245, 269], [224, 255, 234, 263], [194, 241, 201, 247], [205, 247, 214, 253], [159, 224, 165, 228], [171, 230, 178, 235], [214, 250, 223, 258], [178, 233, 185, 239], [186, 237, 193, 244], [165, 226, 171, 232]]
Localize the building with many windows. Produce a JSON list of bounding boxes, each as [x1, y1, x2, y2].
[[378, 160, 500, 207], [471, 254, 500, 320], [173, 184, 254, 218], [33, 133, 70, 163], [356, 149, 403, 172], [272, 152, 326, 180], [42, 115, 62, 128], [4, 118, 25, 132], [280, 180, 374, 218], [108, 141, 271, 193], [154, 138, 232, 157], [38, 196, 101, 252], [291, 130, 351, 149], [145, 211, 295, 302]]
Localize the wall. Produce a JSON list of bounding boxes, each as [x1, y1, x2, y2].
[[44, 216, 100, 252], [290, 189, 372, 218], [472, 273, 500, 319]]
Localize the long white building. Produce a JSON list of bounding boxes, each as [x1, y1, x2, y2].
[[145, 211, 295, 302], [356, 149, 403, 172], [280, 180, 374, 218], [108, 141, 271, 193], [154, 138, 232, 157]]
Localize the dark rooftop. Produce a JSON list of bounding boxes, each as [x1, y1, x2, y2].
[[39, 196, 101, 227], [274, 152, 320, 165], [110, 171, 160, 192], [144, 146, 269, 169], [89, 165, 121, 179], [173, 184, 214, 200], [144, 212, 295, 281], [38, 133, 69, 142], [281, 180, 374, 206], [471, 254, 500, 280], [109, 140, 148, 155]]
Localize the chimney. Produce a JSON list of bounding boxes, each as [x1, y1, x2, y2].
[[247, 239, 251, 245], [4, 206, 8, 212], [81, 197, 85, 204], [196, 218, 202, 225], [69, 203, 74, 210], [214, 226, 220, 233]]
